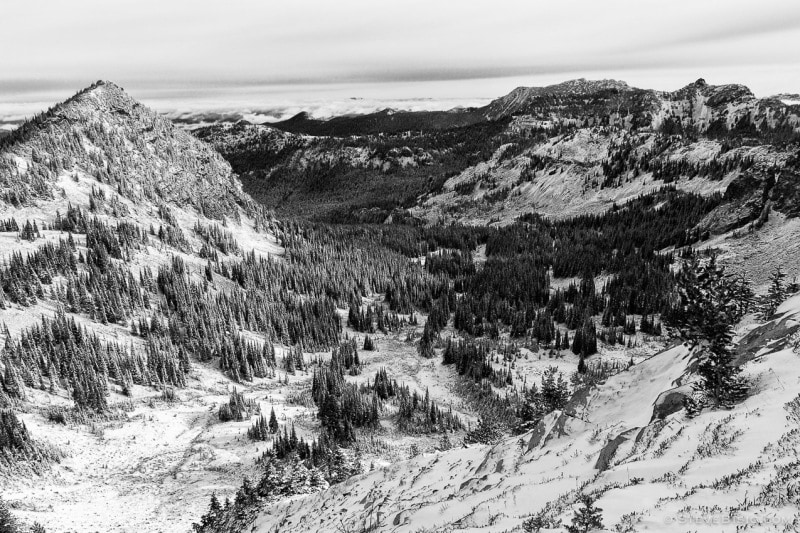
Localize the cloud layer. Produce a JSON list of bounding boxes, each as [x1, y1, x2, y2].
[[1, 0, 798, 123]]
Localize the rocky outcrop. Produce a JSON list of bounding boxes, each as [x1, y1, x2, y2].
[[772, 153, 800, 217], [594, 428, 638, 471], [651, 385, 693, 421]]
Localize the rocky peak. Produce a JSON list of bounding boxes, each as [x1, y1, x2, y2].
[[545, 78, 632, 95], [0, 80, 254, 220], [668, 79, 755, 106]]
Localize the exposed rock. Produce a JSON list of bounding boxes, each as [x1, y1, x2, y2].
[[651, 385, 693, 421], [594, 428, 638, 471], [771, 154, 800, 217], [733, 315, 800, 366]]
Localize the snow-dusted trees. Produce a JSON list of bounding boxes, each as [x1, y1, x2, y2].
[[760, 266, 791, 319], [566, 495, 605, 533], [218, 388, 258, 423], [0, 497, 21, 533], [668, 257, 751, 412], [516, 366, 570, 433], [465, 417, 502, 445], [362, 335, 375, 351], [247, 407, 280, 441], [0, 410, 61, 471]]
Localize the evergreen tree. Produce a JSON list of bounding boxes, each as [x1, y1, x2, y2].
[[565, 495, 604, 533], [668, 257, 750, 411], [0, 497, 20, 533], [269, 407, 279, 434], [362, 335, 375, 351], [464, 417, 502, 445], [761, 266, 788, 319]]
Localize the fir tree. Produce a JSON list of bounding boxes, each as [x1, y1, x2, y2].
[[362, 335, 375, 351], [0, 497, 21, 533], [269, 407, 279, 434], [761, 266, 788, 319], [565, 495, 604, 533], [464, 417, 501, 445], [668, 257, 750, 411]]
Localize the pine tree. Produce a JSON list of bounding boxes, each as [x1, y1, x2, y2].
[[464, 417, 501, 445], [0, 497, 20, 533], [362, 335, 375, 351], [269, 407, 279, 434], [565, 495, 604, 533], [577, 354, 587, 374], [761, 266, 788, 319], [668, 257, 750, 411]]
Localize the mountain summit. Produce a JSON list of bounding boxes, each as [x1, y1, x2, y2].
[[0, 80, 252, 219], [481, 77, 794, 132]]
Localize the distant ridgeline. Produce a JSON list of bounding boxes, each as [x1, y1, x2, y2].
[[196, 77, 800, 223]]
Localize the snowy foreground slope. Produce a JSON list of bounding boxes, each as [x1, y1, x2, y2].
[[249, 299, 800, 533]]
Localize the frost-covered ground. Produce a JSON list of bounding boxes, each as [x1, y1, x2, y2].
[[248, 296, 800, 533], [1, 286, 667, 532]]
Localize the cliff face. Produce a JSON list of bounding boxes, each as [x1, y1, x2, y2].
[[482, 77, 800, 134]]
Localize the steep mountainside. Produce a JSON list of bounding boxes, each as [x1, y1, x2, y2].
[[480, 78, 652, 123], [482, 78, 799, 132]]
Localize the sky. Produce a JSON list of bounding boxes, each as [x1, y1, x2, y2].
[[1, 0, 799, 126]]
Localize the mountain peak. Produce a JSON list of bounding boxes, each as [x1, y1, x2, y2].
[[547, 78, 631, 94], [0, 80, 254, 219], [482, 78, 637, 119], [669, 79, 755, 106], [58, 79, 142, 117]]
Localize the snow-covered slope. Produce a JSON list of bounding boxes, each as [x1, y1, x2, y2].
[[247, 300, 800, 533], [0, 82, 284, 532]]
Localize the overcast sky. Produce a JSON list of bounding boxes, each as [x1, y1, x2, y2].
[[1, 0, 799, 121]]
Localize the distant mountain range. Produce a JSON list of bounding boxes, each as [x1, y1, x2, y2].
[[195, 77, 799, 240], [258, 77, 798, 137]]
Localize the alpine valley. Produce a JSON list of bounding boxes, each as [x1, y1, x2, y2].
[[1, 77, 799, 533]]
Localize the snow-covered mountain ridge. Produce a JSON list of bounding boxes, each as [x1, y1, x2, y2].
[[0, 81, 266, 222]]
